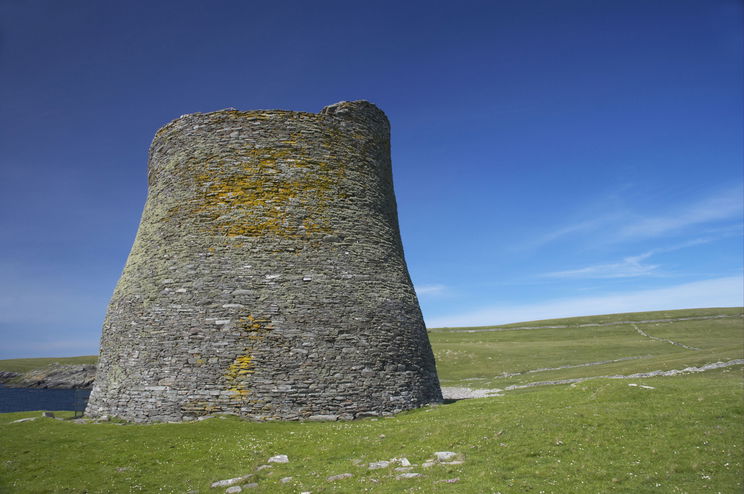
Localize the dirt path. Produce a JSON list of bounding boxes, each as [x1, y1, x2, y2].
[[440, 359, 744, 399]]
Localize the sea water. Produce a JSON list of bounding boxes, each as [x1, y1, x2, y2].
[[0, 386, 90, 413]]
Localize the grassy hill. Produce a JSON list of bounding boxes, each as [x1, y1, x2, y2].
[[0, 356, 98, 374], [1, 307, 742, 493], [430, 307, 743, 390]]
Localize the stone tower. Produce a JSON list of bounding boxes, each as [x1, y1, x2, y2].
[[86, 100, 442, 422]]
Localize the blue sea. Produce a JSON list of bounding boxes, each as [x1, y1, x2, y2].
[[0, 386, 91, 413]]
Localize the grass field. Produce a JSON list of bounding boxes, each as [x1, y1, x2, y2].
[[431, 307, 743, 390], [1, 308, 742, 493], [0, 356, 98, 374]]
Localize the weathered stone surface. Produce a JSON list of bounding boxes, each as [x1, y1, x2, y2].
[[434, 451, 457, 462], [397, 472, 422, 479], [210, 475, 252, 488], [85, 101, 442, 422], [0, 371, 19, 383], [307, 414, 338, 422], [326, 473, 352, 481], [267, 455, 288, 464]]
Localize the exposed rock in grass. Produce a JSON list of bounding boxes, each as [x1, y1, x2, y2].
[[327, 473, 352, 481], [368, 460, 390, 470], [267, 454, 288, 463], [434, 451, 457, 461], [210, 475, 253, 488], [441, 387, 502, 399], [397, 472, 422, 479]]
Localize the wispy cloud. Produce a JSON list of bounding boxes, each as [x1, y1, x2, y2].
[[425, 276, 743, 328], [545, 252, 659, 279], [543, 237, 716, 279], [415, 284, 447, 296], [531, 185, 742, 249], [530, 215, 618, 248], [618, 186, 743, 239]]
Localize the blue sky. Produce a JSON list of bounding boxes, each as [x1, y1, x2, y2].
[[0, 0, 741, 358]]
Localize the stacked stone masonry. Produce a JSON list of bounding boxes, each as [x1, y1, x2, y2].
[[86, 100, 443, 422]]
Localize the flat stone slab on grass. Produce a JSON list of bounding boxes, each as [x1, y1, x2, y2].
[[210, 474, 253, 488], [267, 454, 288, 463], [434, 451, 457, 461], [436, 478, 461, 483], [327, 473, 353, 481], [397, 472, 423, 479]]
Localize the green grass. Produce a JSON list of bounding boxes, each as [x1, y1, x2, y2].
[[1, 308, 742, 493], [0, 356, 98, 374], [430, 307, 743, 389]]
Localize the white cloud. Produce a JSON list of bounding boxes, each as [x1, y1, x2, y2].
[[425, 276, 743, 328], [415, 284, 447, 296], [531, 186, 742, 249], [533, 217, 613, 246], [617, 186, 742, 239], [543, 237, 716, 279], [545, 252, 659, 279]]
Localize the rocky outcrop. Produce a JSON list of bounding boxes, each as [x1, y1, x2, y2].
[[1, 364, 96, 389], [0, 371, 20, 382]]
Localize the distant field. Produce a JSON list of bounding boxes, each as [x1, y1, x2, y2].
[[430, 307, 743, 390], [0, 308, 742, 493], [0, 356, 98, 374]]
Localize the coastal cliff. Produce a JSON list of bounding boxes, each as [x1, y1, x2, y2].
[[0, 364, 96, 389]]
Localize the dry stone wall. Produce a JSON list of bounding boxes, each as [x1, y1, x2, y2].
[[86, 100, 442, 422]]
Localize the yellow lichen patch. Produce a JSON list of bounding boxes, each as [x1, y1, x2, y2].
[[224, 314, 273, 399], [238, 314, 272, 332], [164, 137, 349, 240], [225, 353, 255, 398]]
